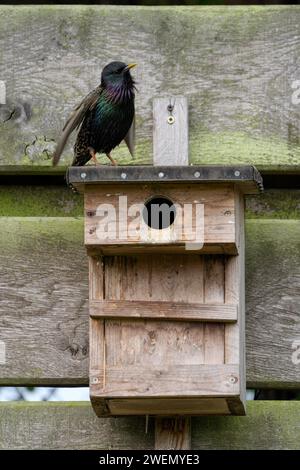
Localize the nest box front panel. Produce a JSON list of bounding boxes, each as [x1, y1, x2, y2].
[[89, 252, 245, 417], [84, 183, 238, 254]]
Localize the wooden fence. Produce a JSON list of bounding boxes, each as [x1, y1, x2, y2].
[[0, 5, 299, 449]]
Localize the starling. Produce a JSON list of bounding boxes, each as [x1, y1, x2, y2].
[[52, 61, 136, 167]]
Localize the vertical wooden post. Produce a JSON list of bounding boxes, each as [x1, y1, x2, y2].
[[153, 96, 191, 450], [153, 96, 188, 166], [155, 417, 191, 450]]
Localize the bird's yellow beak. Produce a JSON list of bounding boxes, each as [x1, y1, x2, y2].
[[125, 63, 137, 71]]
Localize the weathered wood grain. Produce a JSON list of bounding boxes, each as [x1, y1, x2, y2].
[[0, 217, 89, 385], [84, 183, 238, 254], [153, 97, 188, 166], [1, 6, 300, 169], [203, 256, 225, 365], [152, 102, 190, 448], [0, 185, 83, 217], [0, 402, 300, 449], [155, 417, 191, 450], [90, 299, 238, 322], [0, 186, 299, 219], [93, 364, 240, 398], [246, 219, 300, 388], [0, 402, 153, 450], [0, 217, 299, 387], [106, 398, 231, 417]]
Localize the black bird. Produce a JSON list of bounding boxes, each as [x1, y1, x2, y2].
[[52, 61, 136, 166]]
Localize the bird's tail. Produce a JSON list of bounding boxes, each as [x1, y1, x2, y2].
[[52, 138, 66, 166]]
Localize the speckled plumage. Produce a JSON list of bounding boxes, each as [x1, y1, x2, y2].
[[52, 61, 136, 167]]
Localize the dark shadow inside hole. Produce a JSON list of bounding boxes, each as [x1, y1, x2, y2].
[[143, 196, 176, 230]]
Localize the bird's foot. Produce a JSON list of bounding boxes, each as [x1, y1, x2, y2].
[[88, 147, 100, 166], [92, 156, 100, 166], [106, 153, 118, 166]]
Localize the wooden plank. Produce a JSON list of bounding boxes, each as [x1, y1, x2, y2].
[[246, 219, 300, 388], [153, 98, 188, 447], [84, 183, 237, 253], [107, 398, 230, 416], [104, 318, 206, 373], [0, 402, 153, 450], [0, 217, 299, 387], [0, 217, 89, 385], [92, 364, 240, 397], [225, 190, 246, 410], [89, 257, 106, 416], [155, 417, 191, 450], [0, 186, 298, 219], [153, 97, 188, 166], [0, 185, 83, 217], [90, 300, 238, 322], [203, 256, 225, 365], [86, 243, 238, 256], [1, 402, 300, 449], [1, 6, 300, 170]]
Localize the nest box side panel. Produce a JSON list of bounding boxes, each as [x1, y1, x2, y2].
[[224, 189, 246, 414]]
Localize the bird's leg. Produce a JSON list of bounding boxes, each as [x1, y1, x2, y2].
[[88, 147, 99, 165], [106, 153, 118, 166]]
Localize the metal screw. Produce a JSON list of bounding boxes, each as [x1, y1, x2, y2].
[[158, 172, 165, 178], [228, 375, 238, 384], [90, 377, 99, 384], [194, 171, 201, 178], [80, 172, 87, 179], [234, 170, 240, 177], [121, 172, 127, 179]]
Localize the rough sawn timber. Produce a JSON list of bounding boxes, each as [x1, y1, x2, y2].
[[0, 5, 300, 170], [0, 402, 300, 450]]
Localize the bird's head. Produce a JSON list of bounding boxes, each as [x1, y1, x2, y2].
[[101, 61, 136, 90]]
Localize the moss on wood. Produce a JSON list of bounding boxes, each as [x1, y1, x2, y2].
[[0, 186, 83, 217], [0, 186, 298, 218], [1, 401, 300, 449], [1, 6, 300, 170]]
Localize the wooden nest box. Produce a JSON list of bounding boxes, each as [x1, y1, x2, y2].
[[68, 164, 263, 417]]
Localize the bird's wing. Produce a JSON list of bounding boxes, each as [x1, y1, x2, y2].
[[52, 86, 102, 166], [124, 116, 135, 158]]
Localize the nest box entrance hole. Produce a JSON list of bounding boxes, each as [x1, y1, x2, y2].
[[143, 196, 176, 230]]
